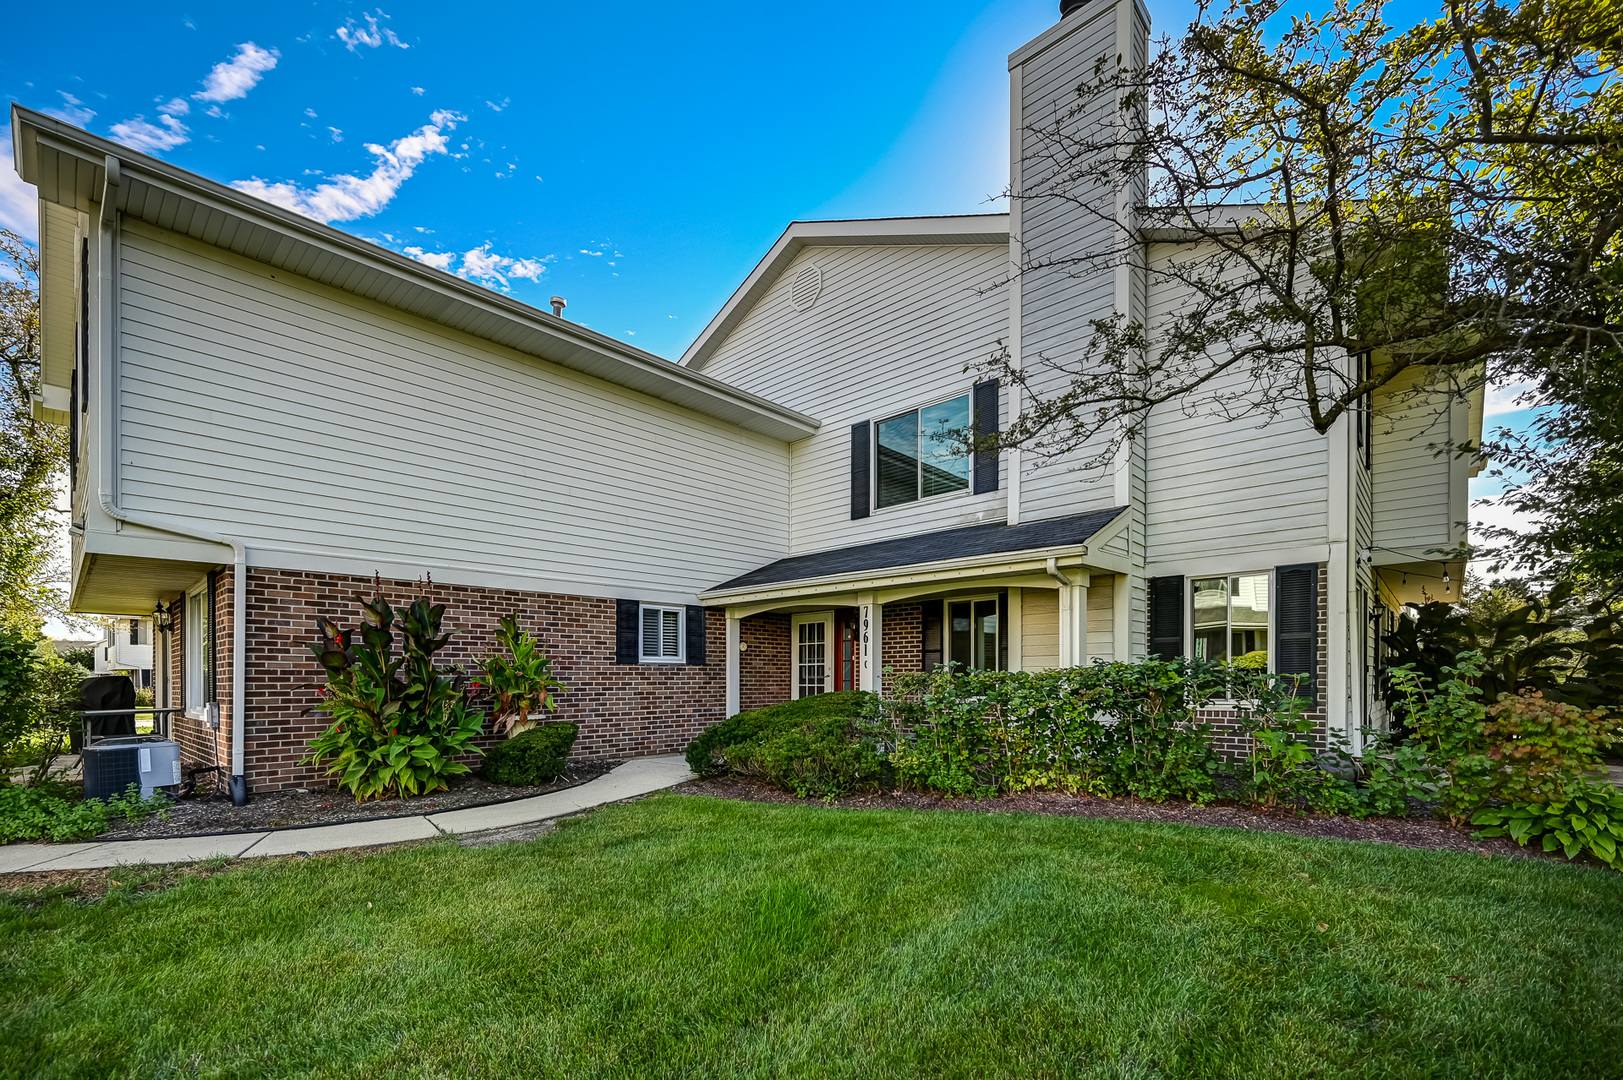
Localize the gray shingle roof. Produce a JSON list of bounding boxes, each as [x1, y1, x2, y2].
[[709, 507, 1126, 593]]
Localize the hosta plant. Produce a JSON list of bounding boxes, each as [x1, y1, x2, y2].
[[480, 613, 567, 737], [303, 589, 484, 801], [1472, 784, 1623, 871]]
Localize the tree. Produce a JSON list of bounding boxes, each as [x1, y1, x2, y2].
[[0, 228, 69, 634], [986, 0, 1622, 482]]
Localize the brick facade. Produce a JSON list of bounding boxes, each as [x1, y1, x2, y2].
[[164, 568, 727, 793], [739, 613, 791, 712]]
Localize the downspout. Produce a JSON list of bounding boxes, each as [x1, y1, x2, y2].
[[96, 153, 251, 805], [1045, 557, 1072, 588]]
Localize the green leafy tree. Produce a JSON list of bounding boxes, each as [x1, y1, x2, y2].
[[0, 228, 69, 634]]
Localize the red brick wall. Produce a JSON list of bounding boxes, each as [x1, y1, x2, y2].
[[251, 569, 729, 791], [739, 613, 790, 713], [165, 568, 728, 793], [880, 601, 923, 692]]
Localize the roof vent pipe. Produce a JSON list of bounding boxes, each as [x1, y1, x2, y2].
[[1059, 0, 1090, 16], [550, 296, 567, 318]]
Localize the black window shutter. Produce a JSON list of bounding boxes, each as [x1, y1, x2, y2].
[[1147, 576, 1184, 660], [850, 421, 871, 519], [1275, 564, 1319, 706], [972, 379, 1000, 494], [685, 606, 706, 666], [615, 599, 640, 664]]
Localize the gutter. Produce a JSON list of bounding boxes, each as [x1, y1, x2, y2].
[[95, 153, 251, 805]]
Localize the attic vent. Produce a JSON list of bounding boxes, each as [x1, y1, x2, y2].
[[789, 265, 822, 312]]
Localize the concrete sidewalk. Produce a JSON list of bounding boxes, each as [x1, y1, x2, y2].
[[0, 754, 694, 874]]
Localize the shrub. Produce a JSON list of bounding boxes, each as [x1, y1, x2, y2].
[[0, 627, 38, 754], [1481, 691, 1614, 804], [484, 723, 580, 785], [686, 693, 881, 798], [1472, 783, 1623, 870], [0, 781, 169, 844], [303, 588, 485, 802], [1353, 731, 1437, 819], [479, 613, 566, 737], [1387, 654, 1493, 823]]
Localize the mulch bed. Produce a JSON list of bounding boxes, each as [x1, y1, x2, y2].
[[675, 776, 1555, 862], [96, 759, 620, 840]]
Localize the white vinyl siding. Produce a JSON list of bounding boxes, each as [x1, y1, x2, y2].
[[114, 220, 790, 603], [1086, 575, 1114, 662], [1019, 589, 1059, 671], [1010, 4, 1140, 524], [698, 243, 1008, 554], [1371, 365, 1455, 551], [1141, 243, 1331, 564]]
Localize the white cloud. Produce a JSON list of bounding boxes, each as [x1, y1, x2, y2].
[[455, 244, 551, 288], [485, 97, 510, 112], [579, 249, 602, 256], [404, 246, 454, 270], [193, 42, 279, 104], [229, 110, 465, 222], [411, 86, 425, 95], [304, 107, 318, 119], [0, 136, 38, 241], [160, 97, 191, 117], [1483, 379, 1540, 418], [44, 92, 96, 126], [338, 11, 408, 51], [328, 127, 344, 142], [109, 114, 190, 154]]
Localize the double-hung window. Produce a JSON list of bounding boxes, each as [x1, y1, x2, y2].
[[1189, 572, 1271, 667], [184, 581, 213, 713], [640, 605, 685, 663], [875, 394, 971, 509]]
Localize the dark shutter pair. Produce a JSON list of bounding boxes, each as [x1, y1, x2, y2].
[[1146, 564, 1319, 705], [849, 379, 1000, 520], [614, 600, 707, 666]]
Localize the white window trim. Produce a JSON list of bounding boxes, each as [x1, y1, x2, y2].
[[639, 604, 686, 664], [791, 611, 835, 699], [871, 388, 977, 515], [183, 579, 209, 718]]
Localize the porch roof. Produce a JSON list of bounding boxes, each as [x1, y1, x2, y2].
[[707, 507, 1126, 595]]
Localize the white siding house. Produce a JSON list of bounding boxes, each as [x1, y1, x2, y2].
[[10, 0, 1478, 795]]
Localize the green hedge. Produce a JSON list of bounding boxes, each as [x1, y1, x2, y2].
[[484, 723, 580, 786], [686, 692, 882, 798]]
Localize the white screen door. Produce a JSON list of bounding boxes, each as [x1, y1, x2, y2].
[[791, 613, 833, 699]]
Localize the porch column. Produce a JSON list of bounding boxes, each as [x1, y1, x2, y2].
[[1058, 581, 1089, 668], [858, 592, 883, 694], [725, 611, 741, 718]]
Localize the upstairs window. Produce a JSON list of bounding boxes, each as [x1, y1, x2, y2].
[[640, 605, 685, 662], [875, 394, 971, 509]]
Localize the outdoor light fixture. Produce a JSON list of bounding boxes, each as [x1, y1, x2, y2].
[[152, 602, 173, 633]]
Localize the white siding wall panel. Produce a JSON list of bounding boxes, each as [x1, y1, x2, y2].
[[1021, 588, 1060, 670], [1143, 244, 1331, 565], [115, 221, 789, 602], [1086, 576, 1114, 660], [1371, 366, 1454, 551], [700, 243, 1010, 554], [1014, 8, 1136, 522]]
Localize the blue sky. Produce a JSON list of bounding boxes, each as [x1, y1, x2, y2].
[[1, 0, 1533, 598], [1, 0, 1105, 358]]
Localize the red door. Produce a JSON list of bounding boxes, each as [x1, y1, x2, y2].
[[833, 612, 858, 692]]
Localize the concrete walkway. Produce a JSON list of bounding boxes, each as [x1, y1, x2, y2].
[[0, 754, 695, 875]]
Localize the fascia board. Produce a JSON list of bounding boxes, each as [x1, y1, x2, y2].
[[698, 545, 1089, 605]]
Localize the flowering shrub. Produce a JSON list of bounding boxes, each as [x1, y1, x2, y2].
[[480, 613, 566, 738], [303, 589, 484, 801]]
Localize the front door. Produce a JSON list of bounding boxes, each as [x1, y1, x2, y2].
[[833, 612, 857, 692], [791, 613, 834, 699]]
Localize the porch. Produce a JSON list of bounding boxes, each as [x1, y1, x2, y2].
[[699, 509, 1134, 715]]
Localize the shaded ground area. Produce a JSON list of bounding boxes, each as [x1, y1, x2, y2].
[[2, 795, 1619, 1078], [675, 775, 1554, 862], [96, 759, 618, 840]]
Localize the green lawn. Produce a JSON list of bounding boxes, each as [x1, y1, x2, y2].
[[3, 795, 1621, 1080]]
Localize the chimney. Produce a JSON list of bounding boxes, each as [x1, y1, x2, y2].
[[550, 296, 567, 318], [1059, 0, 1090, 15]]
